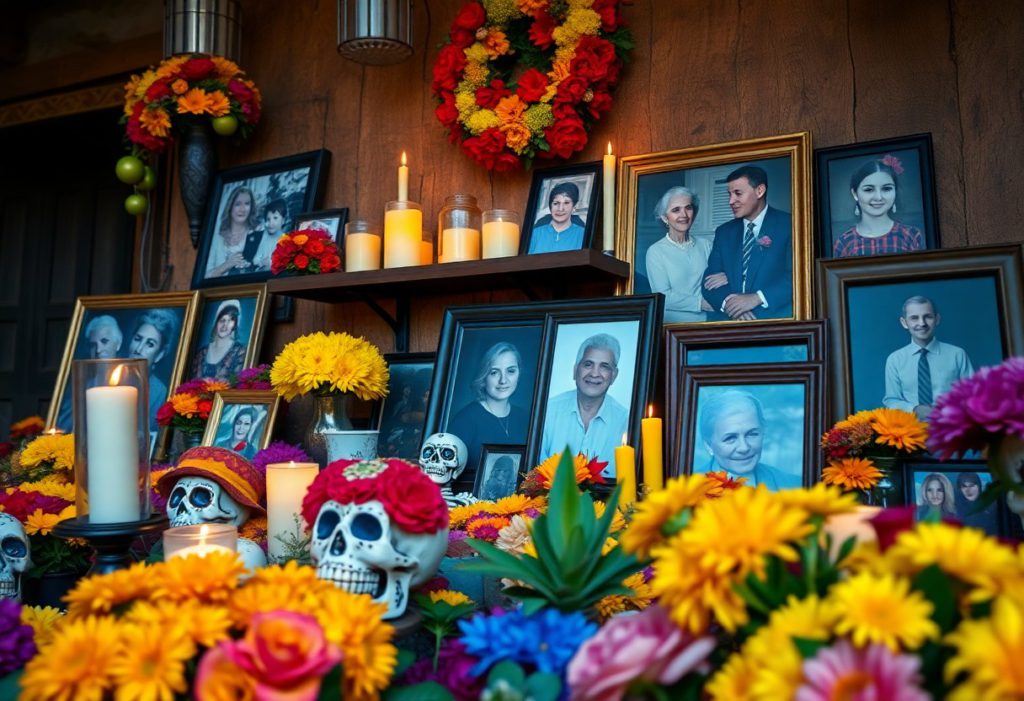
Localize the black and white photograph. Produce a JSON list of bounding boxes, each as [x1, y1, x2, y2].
[[202, 390, 280, 460], [187, 285, 269, 383], [191, 150, 330, 287], [474, 444, 526, 501], [521, 161, 600, 255], [294, 208, 349, 243], [815, 134, 939, 260], [906, 461, 1005, 537], [375, 353, 435, 461]]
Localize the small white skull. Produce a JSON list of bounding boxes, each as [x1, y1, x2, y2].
[[166, 475, 251, 528], [0, 513, 32, 601], [311, 499, 447, 619], [419, 433, 468, 487]]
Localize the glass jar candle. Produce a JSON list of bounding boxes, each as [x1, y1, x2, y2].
[[482, 209, 521, 259], [383, 200, 422, 269], [345, 219, 382, 272], [437, 194, 482, 263]]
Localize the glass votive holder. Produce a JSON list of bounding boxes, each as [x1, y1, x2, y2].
[[163, 523, 238, 560], [383, 200, 422, 269], [266, 461, 319, 564], [345, 219, 382, 272], [72, 358, 151, 524], [482, 209, 521, 259], [438, 194, 482, 264]]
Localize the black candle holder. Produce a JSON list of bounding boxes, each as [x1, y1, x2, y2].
[[54, 514, 168, 576]]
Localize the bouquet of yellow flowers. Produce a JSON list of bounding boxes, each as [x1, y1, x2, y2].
[[270, 332, 389, 401]]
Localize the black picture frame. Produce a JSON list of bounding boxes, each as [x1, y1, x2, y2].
[[374, 352, 435, 461], [520, 161, 601, 255], [474, 443, 527, 501], [294, 208, 349, 244], [673, 363, 825, 489], [815, 134, 939, 260], [817, 244, 1024, 420], [191, 149, 331, 288], [902, 458, 1009, 538]]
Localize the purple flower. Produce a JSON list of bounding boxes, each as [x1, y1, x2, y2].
[[251, 442, 312, 473], [448, 530, 469, 542], [402, 640, 485, 701], [929, 357, 1024, 458], [234, 364, 272, 390], [0, 599, 37, 674]]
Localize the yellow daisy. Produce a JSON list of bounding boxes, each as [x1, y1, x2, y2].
[[21, 605, 64, 646], [532, 452, 595, 490], [152, 550, 246, 604], [651, 533, 747, 633], [109, 622, 195, 701], [20, 616, 120, 701], [706, 652, 757, 701], [64, 561, 155, 619], [945, 595, 1024, 700], [821, 457, 883, 490], [828, 572, 938, 651], [487, 493, 545, 516], [428, 590, 474, 607], [20, 433, 74, 471], [314, 589, 396, 701], [247, 559, 323, 588], [25, 508, 62, 536], [18, 475, 76, 500], [745, 595, 837, 699], [868, 408, 928, 452], [776, 483, 861, 518], [620, 474, 712, 558]]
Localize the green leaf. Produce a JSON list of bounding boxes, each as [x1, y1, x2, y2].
[[523, 672, 562, 701], [912, 563, 958, 633], [545, 450, 582, 553], [488, 660, 527, 687], [0, 670, 23, 701], [393, 649, 417, 677], [316, 664, 344, 701], [793, 636, 828, 659], [382, 681, 455, 701]]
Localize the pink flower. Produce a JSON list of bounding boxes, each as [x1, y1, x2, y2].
[[195, 611, 341, 701], [796, 639, 928, 701], [757, 235, 772, 247], [880, 154, 905, 175], [567, 605, 714, 701]]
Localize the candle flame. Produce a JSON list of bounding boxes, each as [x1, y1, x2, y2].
[[607, 141, 613, 156], [288, 461, 296, 468], [109, 364, 125, 385], [401, 151, 407, 166], [647, 404, 654, 419], [621, 432, 628, 446], [198, 524, 210, 546]]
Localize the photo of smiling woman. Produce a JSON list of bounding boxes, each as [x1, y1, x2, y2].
[[832, 156, 924, 258], [527, 180, 587, 254], [127, 308, 180, 433], [190, 299, 246, 382], [645, 186, 714, 323], [915, 472, 957, 520], [206, 186, 259, 278]]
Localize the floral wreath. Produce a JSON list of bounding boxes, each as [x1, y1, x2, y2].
[[432, 0, 632, 171], [301, 458, 449, 535]]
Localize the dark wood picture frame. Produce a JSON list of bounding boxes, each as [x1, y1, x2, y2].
[[373, 352, 435, 461], [817, 244, 1024, 420], [474, 443, 527, 501], [186, 283, 270, 383], [520, 161, 601, 255], [902, 457, 1009, 538], [191, 149, 331, 289], [815, 133, 939, 260], [673, 363, 825, 488]]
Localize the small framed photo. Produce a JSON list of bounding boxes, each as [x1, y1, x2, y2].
[[46, 291, 200, 439], [619, 132, 813, 324], [187, 284, 270, 383], [474, 444, 526, 501], [673, 363, 825, 489], [521, 161, 600, 255], [191, 149, 331, 288], [201, 390, 281, 460], [294, 208, 349, 243], [375, 352, 435, 461], [904, 459, 1007, 537], [815, 134, 939, 259], [818, 245, 1024, 418]]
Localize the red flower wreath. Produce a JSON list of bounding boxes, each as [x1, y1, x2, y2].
[[432, 0, 632, 171]]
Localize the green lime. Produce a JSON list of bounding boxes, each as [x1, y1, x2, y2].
[[115, 155, 145, 184]]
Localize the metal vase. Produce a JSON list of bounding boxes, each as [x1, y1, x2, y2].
[[178, 121, 217, 249], [304, 395, 354, 468]]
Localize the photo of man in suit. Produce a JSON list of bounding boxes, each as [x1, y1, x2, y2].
[[702, 165, 793, 321]]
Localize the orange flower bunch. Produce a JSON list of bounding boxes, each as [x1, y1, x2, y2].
[[156, 379, 229, 435]]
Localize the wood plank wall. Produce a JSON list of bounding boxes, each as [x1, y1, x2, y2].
[[152, 0, 1023, 431]]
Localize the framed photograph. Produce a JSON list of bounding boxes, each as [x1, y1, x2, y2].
[[673, 364, 824, 489], [186, 284, 270, 383], [191, 149, 331, 288], [521, 161, 600, 255], [201, 390, 281, 460], [474, 444, 527, 501], [618, 132, 813, 325], [904, 459, 1007, 537], [294, 208, 349, 243], [815, 134, 939, 260], [527, 295, 663, 481], [46, 292, 200, 440], [374, 352, 435, 461], [818, 245, 1024, 419]]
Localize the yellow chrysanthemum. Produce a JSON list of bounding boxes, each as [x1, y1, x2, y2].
[[523, 103, 554, 131], [65, 561, 156, 619], [20, 433, 75, 471], [270, 332, 388, 401], [828, 572, 939, 651], [488, 493, 545, 516], [868, 408, 928, 452], [464, 43, 491, 64], [429, 590, 474, 607], [314, 590, 396, 701], [455, 87, 479, 116], [25, 508, 61, 536], [19, 475, 76, 500], [20, 616, 120, 701], [140, 106, 172, 136], [125, 599, 233, 649], [449, 502, 490, 529], [620, 474, 714, 557], [775, 483, 861, 518], [552, 8, 601, 46], [109, 622, 195, 701], [21, 605, 64, 646], [595, 571, 653, 621], [884, 522, 1019, 603], [822, 457, 882, 490], [153, 550, 246, 604], [706, 652, 757, 701], [832, 409, 876, 431], [177, 87, 213, 114], [592, 500, 626, 533], [945, 595, 1024, 700], [745, 595, 837, 699]]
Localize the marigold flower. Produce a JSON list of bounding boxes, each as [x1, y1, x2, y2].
[[428, 590, 474, 607], [20, 433, 74, 471], [869, 408, 928, 452], [139, 106, 172, 136], [822, 456, 883, 490], [19, 616, 120, 701], [177, 87, 213, 115]]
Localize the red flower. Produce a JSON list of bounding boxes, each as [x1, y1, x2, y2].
[[476, 79, 511, 109], [461, 127, 507, 170], [515, 69, 549, 103], [197, 400, 213, 418], [492, 152, 521, 172], [554, 75, 589, 105], [323, 254, 341, 272], [294, 254, 309, 270], [452, 2, 486, 31], [306, 239, 326, 255], [180, 57, 215, 81], [593, 0, 621, 32], [156, 402, 176, 427], [432, 44, 467, 93], [571, 36, 617, 84], [228, 79, 254, 104], [435, 93, 460, 134], [543, 116, 588, 159], [586, 89, 613, 119], [378, 462, 449, 534], [126, 103, 168, 152], [0, 442, 12, 459], [145, 80, 172, 102], [528, 13, 557, 49]]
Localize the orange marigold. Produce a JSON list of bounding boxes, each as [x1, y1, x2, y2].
[[495, 95, 526, 125], [177, 87, 212, 115], [822, 457, 882, 491], [869, 408, 928, 452], [502, 121, 532, 152], [139, 107, 172, 137], [204, 90, 231, 117], [482, 30, 510, 58], [170, 393, 201, 417], [703, 471, 748, 498], [171, 78, 190, 95]]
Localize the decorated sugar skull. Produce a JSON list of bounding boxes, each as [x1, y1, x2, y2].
[[419, 432, 468, 487], [0, 512, 32, 601], [303, 458, 449, 619]]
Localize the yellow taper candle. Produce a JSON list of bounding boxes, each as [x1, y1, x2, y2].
[[615, 433, 637, 509], [641, 405, 664, 493], [602, 141, 615, 252]]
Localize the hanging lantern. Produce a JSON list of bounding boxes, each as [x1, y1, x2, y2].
[[164, 0, 242, 62], [337, 0, 414, 66]]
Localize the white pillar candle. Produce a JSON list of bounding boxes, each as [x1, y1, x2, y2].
[[482, 218, 520, 259], [266, 461, 319, 564], [439, 227, 481, 263], [85, 382, 140, 523], [603, 142, 616, 253], [384, 205, 422, 268], [398, 151, 409, 202], [346, 232, 381, 272]]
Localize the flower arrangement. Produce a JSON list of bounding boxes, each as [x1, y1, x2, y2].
[[270, 332, 389, 401], [155, 378, 229, 436], [518, 451, 606, 495], [432, 0, 633, 170], [9, 416, 44, 443], [270, 228, 342, 276]]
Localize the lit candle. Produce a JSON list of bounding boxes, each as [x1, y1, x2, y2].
[[266, 461, 319, 564], [482, 213, 520, 259], [383, 201, 422, 269], [86, 364, 140, 523], [602, 141, 616, 253], [614, 433, 637, 509], [164, 523, 237, 560], [641, 405, 663, 494], [398, 151, 409, 202], [346, 232, 381, 272], [45, 428, 65, 436], [439, 227, 481, 263]]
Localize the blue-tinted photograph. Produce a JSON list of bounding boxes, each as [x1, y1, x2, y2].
[[908, 464, 1002, 537], [189, 296, 259, 383], [687, 343, 808, 366]]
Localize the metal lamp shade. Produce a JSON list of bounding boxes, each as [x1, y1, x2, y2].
[[337, 0, 414, 66], [164, 0, 242, 61]]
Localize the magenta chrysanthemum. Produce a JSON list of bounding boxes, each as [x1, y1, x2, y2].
[[251, 442, 311, 473], [796, 639, 929, 701]]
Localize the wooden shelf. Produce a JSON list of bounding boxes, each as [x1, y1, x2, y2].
[[266, 249, 630, 303]]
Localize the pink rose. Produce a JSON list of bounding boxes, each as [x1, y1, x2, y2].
[[567, 605, 714, 701], [195, 611, 340, 701], [757, 235, 772, 247]]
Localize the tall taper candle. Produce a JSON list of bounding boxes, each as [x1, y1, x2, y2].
[[602, 142, 615, 252], [641, 405, 664, 493], [266, 461, 319, 564], [614, 434, 637, 509], [398, 151, 409, 202]]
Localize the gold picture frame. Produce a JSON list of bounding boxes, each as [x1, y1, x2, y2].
[[201, 390, 282, 459], [617, 132, 813, 325], [186, 283, 271, 382]]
